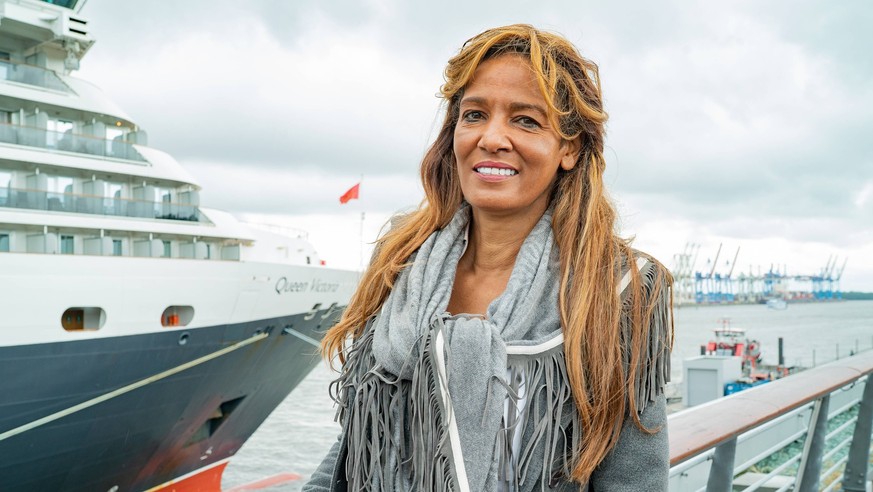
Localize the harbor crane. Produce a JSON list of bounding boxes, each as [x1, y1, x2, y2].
[[677, 242, 849, 304], [694, 243, 722, 303], [672, 242, 700, 306]]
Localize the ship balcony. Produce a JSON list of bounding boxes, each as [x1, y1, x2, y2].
[[0, 60, 73, 93], [0, 123, 147, 162], [0, 187, 202, 222]]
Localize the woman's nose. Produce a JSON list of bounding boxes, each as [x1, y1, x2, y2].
[[477, 120, 512, 153]]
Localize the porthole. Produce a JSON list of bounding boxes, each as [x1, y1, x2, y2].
[[161, 305, 194, 327], [62, 307, 106, 331]]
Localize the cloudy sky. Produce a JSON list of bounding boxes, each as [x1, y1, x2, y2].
[[76, 0, 872, 291]]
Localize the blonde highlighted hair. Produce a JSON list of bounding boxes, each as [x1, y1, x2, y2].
[[322, 24, 672, 484]]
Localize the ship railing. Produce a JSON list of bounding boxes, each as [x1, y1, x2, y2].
[[0, 186, 203, 222], [0, 122, 147, 162], [669, 349, 873, 491], [0, 59, 73, 93]]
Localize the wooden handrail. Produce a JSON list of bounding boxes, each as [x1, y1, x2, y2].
[[668, 349, 873, 466]]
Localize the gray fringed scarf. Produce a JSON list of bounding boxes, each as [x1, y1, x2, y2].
[[333, 205, 670, 491]]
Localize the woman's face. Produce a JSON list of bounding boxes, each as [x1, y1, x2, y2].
[[453, 55, 579, 220]]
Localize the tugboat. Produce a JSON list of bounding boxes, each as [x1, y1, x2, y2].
[[701, 318, 764, 372], [0, 1, 357, 491], [700, 318, 792, 395]]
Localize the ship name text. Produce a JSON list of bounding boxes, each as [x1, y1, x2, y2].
[[275, 277, 340, 295]]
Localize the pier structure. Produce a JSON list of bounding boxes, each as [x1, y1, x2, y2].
[[671, 242, 848, 306]]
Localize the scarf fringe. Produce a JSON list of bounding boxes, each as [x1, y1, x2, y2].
[[625, 258, 672, 415], [502, 347, 580, 490], [334, 325, 457, 491]]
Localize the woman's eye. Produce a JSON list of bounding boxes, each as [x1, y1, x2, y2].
[[517, 116, 541, 129], [462, 110, 484, 122]]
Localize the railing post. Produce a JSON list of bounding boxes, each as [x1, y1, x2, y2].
[[842, 376, 873, 491], [796, 395, 831, 492], [705, 437, 737, 492]]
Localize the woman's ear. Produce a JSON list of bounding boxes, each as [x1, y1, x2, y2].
[[560, 137, 582, 171]]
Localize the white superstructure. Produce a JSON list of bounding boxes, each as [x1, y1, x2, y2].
[[0, 0, 357, 347]]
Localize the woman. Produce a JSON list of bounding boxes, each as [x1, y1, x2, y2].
[[305, 24, 672, 491]]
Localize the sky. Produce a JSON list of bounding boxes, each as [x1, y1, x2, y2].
[[76, 0, 873, 291]]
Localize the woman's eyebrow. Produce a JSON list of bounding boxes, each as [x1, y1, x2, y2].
[[460, 97, 548, 117], [459, 96, 487, 107], [509, 102, 548, 117]]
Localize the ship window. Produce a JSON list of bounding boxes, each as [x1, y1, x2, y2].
[[48, 119, 73, 132], [161, 305, 194, 327], [112, 239, 122, 256], [105, 127, 123, 155], [0, 172, 9, 208], [41, 1, 81, 9], [60, 235, 74, 254], [106, 182, 122, 198], [62, 307, 106, 331], [162, 240, 171, 258], [0, 233, 8, 252], [48, 176, 74, 194], [47, 119, 73, 148]]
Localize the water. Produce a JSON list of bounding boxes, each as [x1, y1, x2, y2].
[[221, 300, 873, 490]]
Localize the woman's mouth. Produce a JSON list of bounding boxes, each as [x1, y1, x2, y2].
[[475, 166, 518, 176]]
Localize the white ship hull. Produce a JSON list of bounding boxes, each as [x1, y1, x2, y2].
[[0, 252, 356, 347]]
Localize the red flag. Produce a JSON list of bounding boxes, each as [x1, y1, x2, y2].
[[339, 183, 360, 204]]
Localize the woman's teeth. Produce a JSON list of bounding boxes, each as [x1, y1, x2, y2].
[[476, 167, 518, 176]]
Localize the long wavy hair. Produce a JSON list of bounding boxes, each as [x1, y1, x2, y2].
[[322, 24, 671, 484]]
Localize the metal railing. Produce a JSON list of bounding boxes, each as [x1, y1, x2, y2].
[[669, 350, 873, 491], [0, 59, 73, 93], [0, 187, 202, 222], [0, 123, 146, 162]]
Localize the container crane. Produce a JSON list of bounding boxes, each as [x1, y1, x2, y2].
[[723, 246, 740, 302]]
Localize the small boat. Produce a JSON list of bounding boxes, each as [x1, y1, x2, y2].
[[701, 318, 763, 373], [766, 298, 788, 310], [700, 318, 793, 396]]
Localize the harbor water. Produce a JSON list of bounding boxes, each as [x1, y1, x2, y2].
[[221, 300, 873, 490]]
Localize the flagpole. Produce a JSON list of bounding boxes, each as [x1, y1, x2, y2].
[[339, 176, 365, 272], [359, 174, 364, 272], [360, 211, 365, 271]]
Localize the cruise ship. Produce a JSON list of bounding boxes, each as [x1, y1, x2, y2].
[[0, 1, 357, 490]]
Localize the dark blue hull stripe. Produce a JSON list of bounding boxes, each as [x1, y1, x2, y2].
[[0, 308, 341, 492]]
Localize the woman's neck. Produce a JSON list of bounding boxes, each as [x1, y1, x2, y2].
[[460, 208, 543, 274], [446, 205, 547, 315]]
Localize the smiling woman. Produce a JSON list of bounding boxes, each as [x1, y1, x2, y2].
[[305, 24, 673, 491], [453, 55, 579, 221]]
